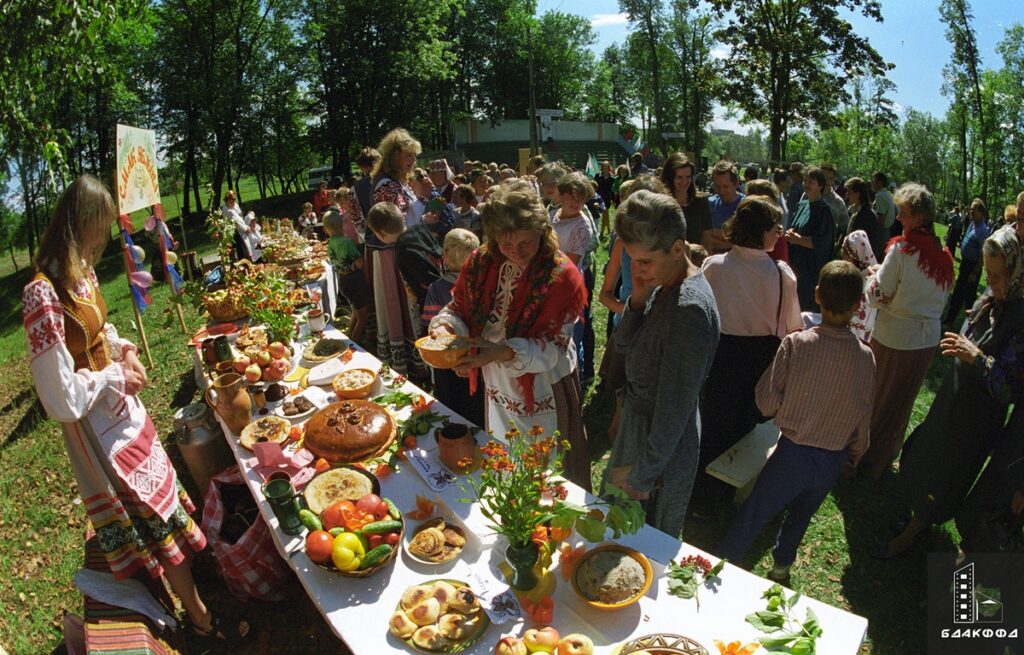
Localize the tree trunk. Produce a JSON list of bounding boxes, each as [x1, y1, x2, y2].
[[959, 107, 968, 207]]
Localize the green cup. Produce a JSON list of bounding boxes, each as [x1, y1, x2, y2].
[[261, 476, 304, 535]]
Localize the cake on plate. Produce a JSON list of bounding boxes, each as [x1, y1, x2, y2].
[[303, 399, 395, 463]]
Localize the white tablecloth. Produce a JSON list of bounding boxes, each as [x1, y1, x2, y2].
[[207, 327, 868, 654]]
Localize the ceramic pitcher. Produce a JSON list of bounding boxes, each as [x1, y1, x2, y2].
[[205, 372, 252, 433]]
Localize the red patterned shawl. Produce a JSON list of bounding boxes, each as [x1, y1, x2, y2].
[[886, 229, 954, 289], [449, 245, 587, 411]]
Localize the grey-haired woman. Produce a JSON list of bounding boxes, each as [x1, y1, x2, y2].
[[602, 190, 721, 536]]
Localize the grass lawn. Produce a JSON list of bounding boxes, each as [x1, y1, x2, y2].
[[0, 203, 962, 654]]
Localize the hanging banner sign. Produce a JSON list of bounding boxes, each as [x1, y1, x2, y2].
[[115, 124, 161, 215]]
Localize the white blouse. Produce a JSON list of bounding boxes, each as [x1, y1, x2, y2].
[[702, 246, 802, 338], [430, 260, 576, 434], [867, 241, 949, 350]]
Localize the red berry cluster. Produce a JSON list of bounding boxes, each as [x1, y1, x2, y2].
[[679, 554, 713, 577]]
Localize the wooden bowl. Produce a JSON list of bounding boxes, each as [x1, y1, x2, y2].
[[332, 368, 377, 399], [415, 335, 470, 369], [570, 544, 653, 611], [615, 634, 709, 655]]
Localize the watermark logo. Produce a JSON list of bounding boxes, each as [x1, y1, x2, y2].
[[953, 562, 1003, 624], [928, 554, 1023, 654]]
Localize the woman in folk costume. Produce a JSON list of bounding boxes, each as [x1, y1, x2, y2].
[[841, 229, 879, 342], [21, 176, 248, 642], [429, 180, 591, 490], [367, 128, 426, 375]]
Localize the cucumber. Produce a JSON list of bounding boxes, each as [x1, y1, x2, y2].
[[328, 527, 345, 537], [383, 497, 401, 520], [360, 544, 393, 569], [361, 519, 402, 534], [298, 509, 322, 532]]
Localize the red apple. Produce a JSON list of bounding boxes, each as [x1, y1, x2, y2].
[[256, 349, 272, 366], [555, 634, 593, 655], [268, 341, 288, 359], [263, 357, 290, 382], [232, 355, 251, 374], [244, 363, 263, 384], [522, 627, 560, 654], [495, 636, 528, 655]]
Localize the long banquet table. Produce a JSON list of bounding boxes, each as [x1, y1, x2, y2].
[[202, 325, 868, 654]]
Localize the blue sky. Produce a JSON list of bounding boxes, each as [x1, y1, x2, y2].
[[538, 0, 1020, 132]]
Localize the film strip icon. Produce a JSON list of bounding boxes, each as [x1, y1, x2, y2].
[[954, 563, 975, 623]]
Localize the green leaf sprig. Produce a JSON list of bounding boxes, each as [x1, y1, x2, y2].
[[745, 584, 823, 654], [666, 554, 726, 611]]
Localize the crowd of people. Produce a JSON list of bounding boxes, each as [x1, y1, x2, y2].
[[291, 130, 1024, 575], [22, 127, 1024, 647]]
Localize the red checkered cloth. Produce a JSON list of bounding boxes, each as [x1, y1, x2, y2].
[[80, 533, 183, 655], [200, 466, 292, 601]]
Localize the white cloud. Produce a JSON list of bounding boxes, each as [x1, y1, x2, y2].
[[710, 46, 731, 60], [591, 12, 629, 27]]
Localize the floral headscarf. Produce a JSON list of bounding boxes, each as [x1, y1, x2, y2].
[[842, 230, 878, 272], [970, 225, 1024, 330]]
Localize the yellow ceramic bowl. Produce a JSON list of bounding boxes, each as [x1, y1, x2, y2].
[[415, 335, 470, 369], [570, 544, 653, 611], [331, 368, 377, 399]]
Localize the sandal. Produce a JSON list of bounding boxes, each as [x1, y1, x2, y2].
[[190, 613, 252, 642]]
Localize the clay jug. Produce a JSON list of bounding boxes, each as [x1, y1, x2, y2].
[[437, 423, 476, 473], [205, 372, 252, 433]]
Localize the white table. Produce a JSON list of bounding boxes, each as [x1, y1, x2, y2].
[[209, 327, 868, 654]]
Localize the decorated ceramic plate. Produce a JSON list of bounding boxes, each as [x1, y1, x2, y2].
[[273, 393, 319, 420], [191, 322, 239, 346], [303, 338, 350, 364], [389, 580, 490, 653]]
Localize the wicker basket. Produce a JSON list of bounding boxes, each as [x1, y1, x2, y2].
[[314, 514, 404, 578], [617, 634, 709, 655]]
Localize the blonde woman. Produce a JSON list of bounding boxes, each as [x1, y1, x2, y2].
[[22, 176, 248, 642]]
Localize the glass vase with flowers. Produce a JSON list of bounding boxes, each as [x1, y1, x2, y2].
[[459, 424, 646, 590]]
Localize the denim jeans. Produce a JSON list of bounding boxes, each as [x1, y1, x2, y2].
[[718, 436, 847, 567]]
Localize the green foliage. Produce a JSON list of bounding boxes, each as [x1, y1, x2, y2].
[[746, 584, 824, 654], [707, 0, 891, 163]]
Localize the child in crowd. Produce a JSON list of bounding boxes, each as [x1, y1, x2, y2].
[[585, 179, 607, 229], [841, 230, 878, 342], [553, 171, 598, 383], [298, 202, 317, 229], [718, 260, 875, 580], [323, 210, 370, 343], [336, 187, 365, 244], [365, 202, 442, 377], [246, 213, 262, 262], [421, 228, 485, 426], [470, 170, 489, 205], [451, 185, 482, 238], [688, 243, 708, 267]]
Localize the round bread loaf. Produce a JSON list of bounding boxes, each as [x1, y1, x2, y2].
[[303, 400, 395, 463]]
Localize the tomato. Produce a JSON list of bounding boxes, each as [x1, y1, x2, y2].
[[367, 533, 385, 549], [320, 500, 356, 531], [385, 532, 401, 546], [305, 530, 334, 564], [288, 425, 302, 441], [313, 458, 330, 474], [403, 435, 418, 449], [356, 493, 389, 521]]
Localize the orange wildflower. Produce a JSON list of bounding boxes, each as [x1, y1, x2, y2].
[[713, 641, 760, 655], [406, 495, 435, 520], [559, 542, 586, 581]]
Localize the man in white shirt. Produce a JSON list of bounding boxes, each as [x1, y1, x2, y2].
[[872, 172, 896, 233]]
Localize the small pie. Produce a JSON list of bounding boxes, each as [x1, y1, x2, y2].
[[239, 415, 290, 450]]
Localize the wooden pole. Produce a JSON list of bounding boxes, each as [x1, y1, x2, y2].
[[175, 302, 188, 334], [119, 229, 154, 368]]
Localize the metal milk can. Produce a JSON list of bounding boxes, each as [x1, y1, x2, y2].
[[173, 403, 235, 496]]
